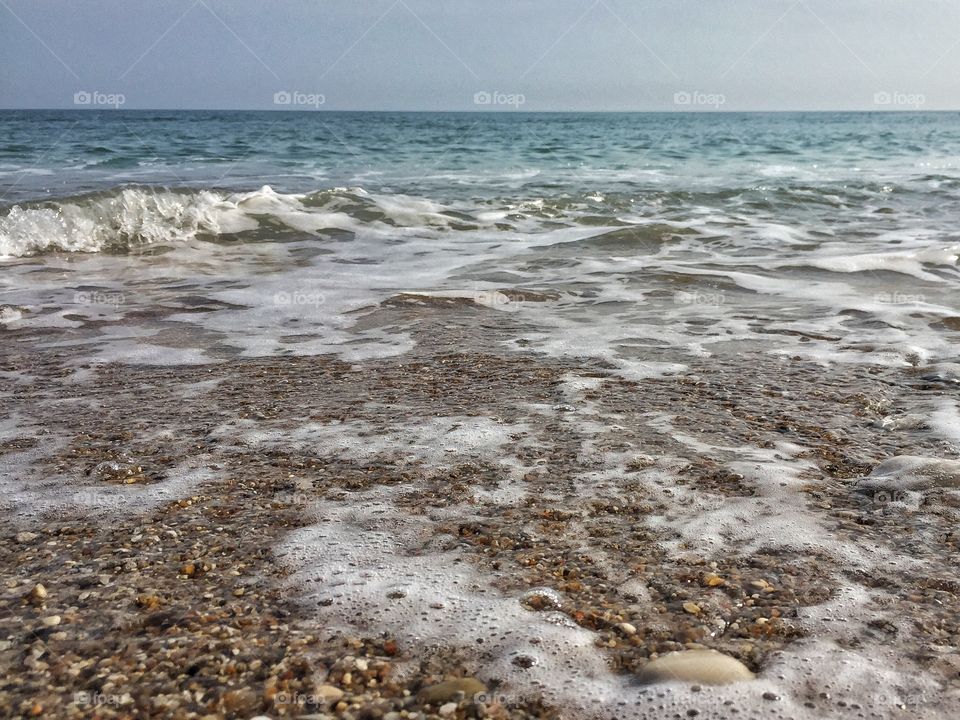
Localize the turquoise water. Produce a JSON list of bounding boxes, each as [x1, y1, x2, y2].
[[4, 110, 960, 258], [0, 110, 958, 372], [5, 109, 960, 205]]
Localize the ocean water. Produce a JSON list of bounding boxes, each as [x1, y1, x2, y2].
[[3, 111, 960, 719], [2, 110, 959, 369]]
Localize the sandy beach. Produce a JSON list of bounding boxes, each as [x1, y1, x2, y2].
[[3, 290, 959, 719]]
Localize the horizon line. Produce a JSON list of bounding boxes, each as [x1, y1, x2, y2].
[[0, 107, 955, 114]]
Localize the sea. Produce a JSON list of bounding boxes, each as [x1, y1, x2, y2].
[[2, 110, 959, 369]]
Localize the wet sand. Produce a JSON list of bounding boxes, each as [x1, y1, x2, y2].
[[1, 294, 959, 719]]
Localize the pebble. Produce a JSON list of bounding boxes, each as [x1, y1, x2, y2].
[[519, 587, 564, 611], [15, 532, 38, 543], [41, 615, 61, 627], [637, 650, 755, 685], [418, 678, 487, 705], [316, 685, 344, 704], [222, 689, 256, 712], [439, 702, 458, 716], [618, 622, 637, 635], [27, 583, 47, 604]]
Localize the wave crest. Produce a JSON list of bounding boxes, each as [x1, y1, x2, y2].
[[0, 187, 264, 257]]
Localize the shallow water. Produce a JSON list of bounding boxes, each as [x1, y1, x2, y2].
[[3, 111, 960, 375]]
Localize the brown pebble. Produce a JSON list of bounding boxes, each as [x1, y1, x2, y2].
[[27, 584, 48, 604], [316, 685, 344, 704], [418, 677, 487, 704], [222, 689, 256, 713], [638, 650, 755, 685]]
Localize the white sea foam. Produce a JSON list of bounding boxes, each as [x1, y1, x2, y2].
[[0, 187, 258, 257], [0, 415, 220, 517], [0, 185, 494, 258], [273, 411, 956, 719]]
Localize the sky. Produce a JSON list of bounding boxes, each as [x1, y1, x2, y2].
[[1, 0, 959, 111]]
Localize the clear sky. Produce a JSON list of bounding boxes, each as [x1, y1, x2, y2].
[[2, 0, 959, 111]]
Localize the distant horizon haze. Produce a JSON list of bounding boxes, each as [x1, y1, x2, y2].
[[2, 0, 960, 112]]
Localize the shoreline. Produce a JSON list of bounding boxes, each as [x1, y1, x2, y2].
[[1, 295, 958, 718]]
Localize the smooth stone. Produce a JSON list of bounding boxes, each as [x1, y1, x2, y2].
[[418, 678, 487, 705], [637, 650, 755, 685], [315, 685, 344, 704], [15, 532, 38, 543], [438, 702, 458, 716], [27, 584, 47, 603], [41, 615, 61, 627]]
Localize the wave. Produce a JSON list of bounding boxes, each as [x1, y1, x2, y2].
[[0, 185, 477, 258], [0, 187, 258, 256], [3, 180, 955, 261], [0, 184, 663, 258]]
